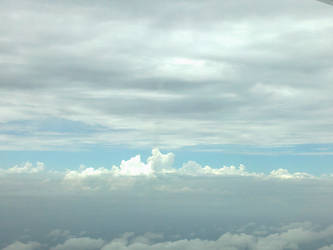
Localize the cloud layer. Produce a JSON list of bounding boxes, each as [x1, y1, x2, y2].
[[4, 223, 333, 250], [0, 148, 319, 181], [1, 0, 333, 150], [1, 149, 333, 248]]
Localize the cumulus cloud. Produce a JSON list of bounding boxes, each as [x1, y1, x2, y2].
[[63, 148, 173, 181], [2, 241, 41, 250], [269, 168, 313, 180], [0, 150, 315, 182], [0, 148, 321, 194], [61, 148, 315, 188], [50, 237, 104, 250], [147, 148, 175, 172], [0, 148, 325, 200], [179, 161, 260, 177], [0, 162, 44, 174], [4, 223, 333, 250]]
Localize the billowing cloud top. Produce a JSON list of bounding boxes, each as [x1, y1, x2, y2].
[[0, 148, 330, 194]]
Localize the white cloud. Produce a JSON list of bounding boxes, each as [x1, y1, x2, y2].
[[0, 162, 44, 174], [0, 149, 324, 197], [47, 149, 326, 196], [62, 148, 315, 182], [65, 225, 333, 250], [0, 149, 316, 181], [269, 168, 313, 180], [5, 223, 333, 250], [47, 148, 325, 192], [50, 237, 104, 250], [64, 167, 112, 180], [147, 148, 175, 172], [2, 241, 41, 250], [64, 149, 171, 180], [116, 155, 153, 176], [179, 161, 261, 177]]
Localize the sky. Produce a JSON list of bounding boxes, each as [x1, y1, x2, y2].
[[1, 0, 333, 172], [1, 0, 333, 249]]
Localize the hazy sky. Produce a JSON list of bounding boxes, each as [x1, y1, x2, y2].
[[1, 0, 333, 249]]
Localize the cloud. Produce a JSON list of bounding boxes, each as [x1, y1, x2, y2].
[[179, 161, 260, 177], [0, 0, 333, 150], [4, 223, 333, 250], [147, 148, 175, 172], [47, 229, 72, 241], [1, 149, 333, 248], [317, 0, 333, 6], [50, 237, 104, 250], [62, 149, 315, 185], [269, 168, 313, 180], [0, 149, 319, 194], [0, 162, 44, 174], [63, 149, 173, 181], [2, 241, 41, 250], [319, 245, 333, 250], [50, 225, 333, 250]]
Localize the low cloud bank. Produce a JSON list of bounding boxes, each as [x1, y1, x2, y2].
[[1, 149, 333, 248], [0, 162, 44, 174], [0, 149, 323, 180], [62, 148, 315, 179], [0, 148, 328, 193], [4, 223, 333, 250]]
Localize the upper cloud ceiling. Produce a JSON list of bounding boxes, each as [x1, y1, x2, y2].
[[1, 0, 333, 149]]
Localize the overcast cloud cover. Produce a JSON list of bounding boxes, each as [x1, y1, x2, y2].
[[1, 0, 333, 249], [1, 0, 333, 150]]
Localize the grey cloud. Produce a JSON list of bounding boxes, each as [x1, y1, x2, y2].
[[319, 245, 333, 250], [4, 223, 333, 250], [1, 0, 333, 149], [317, 0, 333, 6], [99, 225, 333, 250], [2, 241, 41, 250], [47, 230, 72, 242], [50, 237, 104, 250]]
